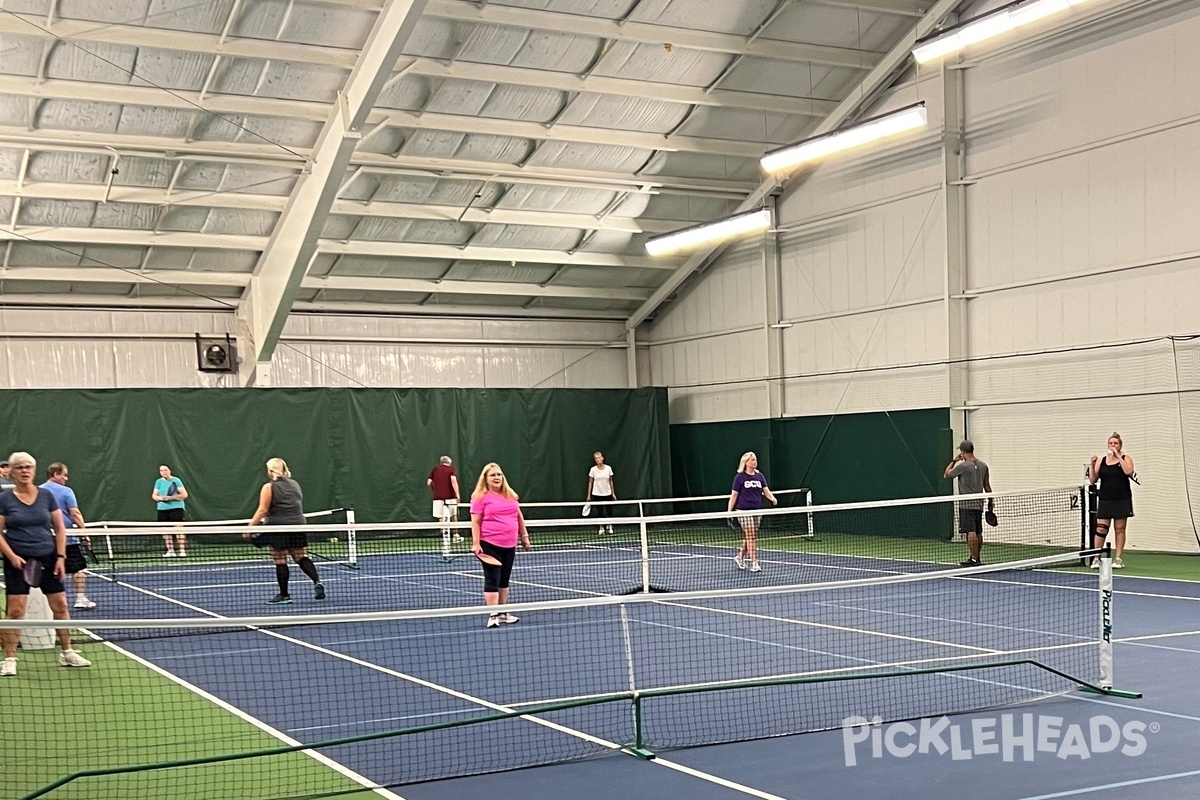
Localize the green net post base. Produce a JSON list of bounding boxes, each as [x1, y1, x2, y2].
[[1078, 685, 1142, 699], [624, 746, 656, 760]]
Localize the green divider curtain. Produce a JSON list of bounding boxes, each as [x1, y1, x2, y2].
[[0, 388, 671, 523], [671, 408, 953, 506]]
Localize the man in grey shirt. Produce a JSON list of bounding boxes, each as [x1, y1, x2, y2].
[[944, 440, 993, 567], [0, 461, 13, 491]]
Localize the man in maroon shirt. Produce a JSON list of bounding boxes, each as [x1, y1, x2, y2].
[[428, 456, 462, 553]]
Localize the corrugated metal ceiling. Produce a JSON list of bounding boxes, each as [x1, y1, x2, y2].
[[0, 0, 930, 323]]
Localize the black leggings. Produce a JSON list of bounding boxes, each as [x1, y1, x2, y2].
[[589, 494, 613, 519], [480, 541, 516, 592]]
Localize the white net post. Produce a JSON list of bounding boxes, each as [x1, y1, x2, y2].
[[639, 504, 651, 593], [1098, 549, 1114, 690], [805, 489, 814, 539], [345, 508, 358, 567], [439, 503, 452, 558], [103, 522, 114, 560]]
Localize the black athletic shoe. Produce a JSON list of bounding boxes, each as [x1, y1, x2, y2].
[[314, 583, 326, 601], [959, 558, 982, 567], [268, 594, 292, 605]]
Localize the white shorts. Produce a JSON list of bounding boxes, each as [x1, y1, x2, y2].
[[433, 499, 459, 521]]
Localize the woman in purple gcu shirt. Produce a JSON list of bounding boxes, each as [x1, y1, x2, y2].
[[727, 451, 777, 573], [470, 463, 532, 628]]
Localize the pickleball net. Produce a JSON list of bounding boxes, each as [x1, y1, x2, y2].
[[4, 548, 1122, 800], [77, 486, 1088, 616]]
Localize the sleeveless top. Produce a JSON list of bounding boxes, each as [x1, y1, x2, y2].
[[1097, 459, 1132, 501], [266, 477, 306, 525]]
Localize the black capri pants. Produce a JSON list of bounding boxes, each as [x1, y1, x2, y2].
[[589, 494, 614, 519], [480, 540, 516, 592]]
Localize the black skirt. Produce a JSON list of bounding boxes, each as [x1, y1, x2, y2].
[[265, 530, 309, 551], [1096, 497, 1133, 520]]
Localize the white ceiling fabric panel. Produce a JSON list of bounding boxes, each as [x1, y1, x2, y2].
[[0, 0, 928, 326]]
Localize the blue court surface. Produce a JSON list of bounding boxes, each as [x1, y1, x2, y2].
[[81, 548, 1200, 800]]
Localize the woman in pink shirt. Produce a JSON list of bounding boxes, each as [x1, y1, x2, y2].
[[470, 462, 531, 628]]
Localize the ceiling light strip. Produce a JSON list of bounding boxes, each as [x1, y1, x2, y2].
[[645, 209, 773, 257], [912, 0, 1090, 63], [760, 102, 928, 175]]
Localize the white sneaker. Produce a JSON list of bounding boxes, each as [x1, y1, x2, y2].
[[452, 533, 464, 543], [163, 551, 175, 558], [750, 562, 762, 573], [500, 613, 519, 624], [598, 526, 606, 535], [606, 525, 614, 534], [1090, 558, 1099, 569], [1113, 558, 1125, 569], [486, 615, 501, 628], [0, 657, 15, 677], [58, 649, 91, 668], [74, 597, 96, 610], [733, 553, 746, 570], [178, 551, 187, 558]]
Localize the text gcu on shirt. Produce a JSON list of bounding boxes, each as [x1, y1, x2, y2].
[[732, 471, 767, 510]]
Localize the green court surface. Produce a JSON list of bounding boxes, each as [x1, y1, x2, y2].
[[0, 645, 375, 800]]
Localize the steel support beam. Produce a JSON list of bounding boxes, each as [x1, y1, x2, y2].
[[942, 62, 970, 445], [626, 0, 963, 331], [0, 266, 650, 301], [234, 0, 425, 384], [0, 126, 754, 198], [763, 196, 785, 418], [0, 75, 773, 158], [0, 179, 685, 234]]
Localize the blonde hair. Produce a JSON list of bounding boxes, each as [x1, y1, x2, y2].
[[737, 451, 757, 473], [1108, 432, 1123, 449], [266, 458, 291, 479], [473, 462, 518, 500]]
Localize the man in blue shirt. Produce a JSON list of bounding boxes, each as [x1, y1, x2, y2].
[[41, 462, 94, 609]]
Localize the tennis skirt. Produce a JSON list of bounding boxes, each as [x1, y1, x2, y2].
[[1097, 497, 1134, 520], [264, 530, 309, 551]]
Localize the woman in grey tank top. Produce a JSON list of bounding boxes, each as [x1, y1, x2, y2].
[[248, 458, 325, 605]]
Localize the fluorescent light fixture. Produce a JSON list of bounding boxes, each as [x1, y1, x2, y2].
[[913, 0, 1089, 64], [645, 208, 772, 257], [769, 322, 793, 329], [760, 103, 928, 175]]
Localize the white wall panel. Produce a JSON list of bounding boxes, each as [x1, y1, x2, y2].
[[646, 242, 765, 344], [0, 308, 632, 388]]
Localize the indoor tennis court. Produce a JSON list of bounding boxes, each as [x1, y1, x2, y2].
[[2, 0, 1199, 798]]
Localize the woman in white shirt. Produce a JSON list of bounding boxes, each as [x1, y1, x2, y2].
[[587, 451, 616, 535]]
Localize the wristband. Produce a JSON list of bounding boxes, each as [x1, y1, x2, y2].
[[56, 554, 66, 559]]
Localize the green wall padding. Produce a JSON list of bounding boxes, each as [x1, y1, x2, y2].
[[0, 388, 671, 523], [670, 408, 953, 504]]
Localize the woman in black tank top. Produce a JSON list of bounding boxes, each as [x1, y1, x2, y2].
[[1088, 433, 1135, 569], [248, 458, 325, 605]]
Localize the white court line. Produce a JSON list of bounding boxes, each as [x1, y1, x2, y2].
[[151, 646, 277, 660], [1014, 769, 1200, 799], [659, 599, 1000, 654], [1115, 629, 1200, 643], [811, 601, 1093, 643], [85, 634, 405, 799], [290, 707, 485, 734], [943, 574, 1200, 603], [104, 578, 788, 800], [1068, 694, 1200, 724]]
